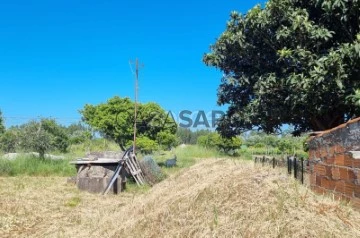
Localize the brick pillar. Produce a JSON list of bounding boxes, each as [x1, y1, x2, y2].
[[308, 118, 360, 208]]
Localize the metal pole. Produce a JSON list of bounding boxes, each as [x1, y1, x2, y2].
[[301, 157, 304, 184], [294, 157, 297, 179], [133, 59, 138, 154], [273, 157, 275, 168], [262, 156, 265, 166], [287, 157, 291, 175]]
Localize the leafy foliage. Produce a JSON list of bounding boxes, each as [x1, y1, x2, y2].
[[19, 119, 69, 158], [176, 128, 214, 145], [0, 128, 19, 153], [80, 96, 177, 151], [204, 0, 360, 136], [136, 136, 159, 154], [197, 132, 242, 154], [241, 130, 307, 156], [65, 122, 92, 145], [156, 131, 178, 150]]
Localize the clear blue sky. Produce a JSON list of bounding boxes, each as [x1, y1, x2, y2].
[[0, 0, 263, 127]]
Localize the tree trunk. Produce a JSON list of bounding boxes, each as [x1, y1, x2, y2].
[[39, 150, 45, 159]]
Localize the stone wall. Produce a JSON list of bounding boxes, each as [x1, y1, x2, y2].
[[308, 118, 360, 207], [75, 164, 127, 194]]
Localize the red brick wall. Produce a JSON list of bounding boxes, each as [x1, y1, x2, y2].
[[308, 118, 360, 208]]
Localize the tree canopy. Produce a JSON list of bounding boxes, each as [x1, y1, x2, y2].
[[80, 96, 177, 151], [203, 0, 360, 136], [65, 122, 92, 145], [19, 119, 69, 158]]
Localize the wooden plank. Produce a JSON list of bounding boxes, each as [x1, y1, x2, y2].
[[103, 164, 123, 195], [126, 159, 144, 185], [70, 159, 121, 165]]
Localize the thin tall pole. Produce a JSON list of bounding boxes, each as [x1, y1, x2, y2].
[[134, 58, 139, 154], [129, 58, 143, 155]]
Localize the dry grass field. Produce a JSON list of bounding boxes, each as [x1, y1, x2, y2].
[[1, 158, 360, 238]]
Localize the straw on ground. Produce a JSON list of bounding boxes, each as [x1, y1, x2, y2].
[[1, 159, 360, 237]]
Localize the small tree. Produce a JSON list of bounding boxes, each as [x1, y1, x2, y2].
[[197, 132, 242, 154], [0, 128, 19, 153], [216, 136, 242, 153], [277, 139, 293, 154], [65, 122, 92, 145], [80, 96, 177, 150], [176, 127, 192, 144], [19, 119, 69, 158]]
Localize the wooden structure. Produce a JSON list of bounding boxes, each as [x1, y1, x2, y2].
[[70, 148, 146, 195]]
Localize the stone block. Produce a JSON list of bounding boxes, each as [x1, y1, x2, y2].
[[353, 159, 360, 168], [335, 181, 345, 193], [354, 186, 360, 198], [325, 156, 335, 165], [77, 177, 124, 194], [344, 153, 354, 167], [334, 154, 345, 166], [331, 167, 340, 180], [316, 175, 322, 186], [321, 177, 335, 190], [314, 164, 326, 176], [344, 182, 356, 197], [339, 167, 349, 180], [75, 163, 127, 195]]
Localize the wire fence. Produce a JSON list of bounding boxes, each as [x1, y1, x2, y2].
[[253, 156, 308, 185]]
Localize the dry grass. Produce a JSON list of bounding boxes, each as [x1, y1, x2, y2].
[[1, 159, 360, 238]]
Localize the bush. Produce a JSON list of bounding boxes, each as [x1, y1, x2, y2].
[[197, 132, 242, 155], [156, 131, 179, 150], [136, 136, 158, 154]]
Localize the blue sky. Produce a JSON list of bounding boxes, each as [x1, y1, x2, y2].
[[0, 0, 262, 127]]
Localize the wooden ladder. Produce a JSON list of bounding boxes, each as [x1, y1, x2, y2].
[[125, 153, 146, 186], [103, 148, 146, 195]]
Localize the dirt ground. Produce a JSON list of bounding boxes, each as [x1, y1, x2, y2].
[[1, 159, 360, 238]]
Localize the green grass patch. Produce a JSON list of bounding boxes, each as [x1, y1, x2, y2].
[[174, 145, 222, 167], [124, 181, 151, 194], [141, 145, 223, 175], [0, 155, 76, 177], [65, 196, 82, 207]]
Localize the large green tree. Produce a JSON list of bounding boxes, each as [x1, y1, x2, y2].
[[204, 0, 360, 136], [80, 96, 177, 151]]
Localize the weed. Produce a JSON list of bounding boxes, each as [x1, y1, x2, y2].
[[65, 196, 81, 208]]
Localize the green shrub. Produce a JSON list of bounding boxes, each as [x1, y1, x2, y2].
[[197, 132, 242, 155], [136, 136, 158, 154]]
